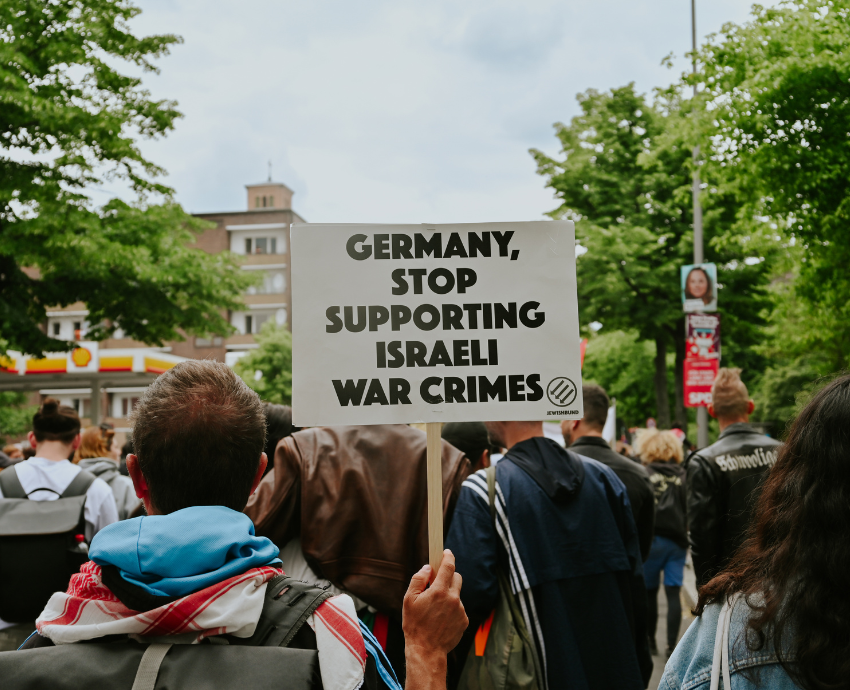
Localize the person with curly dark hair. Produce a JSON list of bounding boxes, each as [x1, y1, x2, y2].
[[661, 374, 850, 689]]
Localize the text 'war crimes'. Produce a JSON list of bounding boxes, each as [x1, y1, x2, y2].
[[332, 374, 544, 407]]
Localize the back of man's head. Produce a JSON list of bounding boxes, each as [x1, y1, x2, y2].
[[442, 422, 490, 466], [711, 368, 750, 419], [582, 385, 610, 431], [33, 398, 80, 444], [131, 360, 266, 514]]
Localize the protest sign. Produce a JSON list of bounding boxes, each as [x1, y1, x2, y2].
[[290, 221, 583, 427], [686, 313, 721, 360], [681, 262, 718, 312], [291, 221, 583, 572], [684, 358, 719, 407]]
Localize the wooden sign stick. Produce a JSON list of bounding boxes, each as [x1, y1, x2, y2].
[[426, 421, 444, 575]]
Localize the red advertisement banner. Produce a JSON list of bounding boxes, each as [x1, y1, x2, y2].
[[684, 357, 719, 408]]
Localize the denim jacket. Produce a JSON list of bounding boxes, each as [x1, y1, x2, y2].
[[660, 598, 801, 689]]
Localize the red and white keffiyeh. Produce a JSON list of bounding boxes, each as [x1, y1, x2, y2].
[[36, 561, 367, 690]]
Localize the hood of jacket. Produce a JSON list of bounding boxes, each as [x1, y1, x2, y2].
[[244, 424, 471, 618], [76, 457, 121, 483], [90, 505, 281, 598], [506, 437, 585, 502]]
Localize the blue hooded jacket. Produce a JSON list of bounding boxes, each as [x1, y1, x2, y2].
[[446, 437, 653, 690]]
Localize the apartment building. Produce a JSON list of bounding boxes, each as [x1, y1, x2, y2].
[[35, 180, 304, 427]]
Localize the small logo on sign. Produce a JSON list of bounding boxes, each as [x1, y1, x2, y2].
[[71, 347, 92, 368], [546, 377, 577, 407]]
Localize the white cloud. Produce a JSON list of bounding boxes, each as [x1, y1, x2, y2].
[[114, 0, 772, 224]]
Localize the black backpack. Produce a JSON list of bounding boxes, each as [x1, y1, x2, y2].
[[0, 465, 95, 622], [0, 575, 332, 690]]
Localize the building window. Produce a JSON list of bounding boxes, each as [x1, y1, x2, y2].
[[195, 336, 224, 347], [245, 315, 253, 334], [245, 237, 277, 255], [268, 196, 274, 207], [262, 196, 267, 208], [121, 397, 140, 417], [255, 196, 261, 208], [52, 322, 60, 336], [73, 321, 82, 340]]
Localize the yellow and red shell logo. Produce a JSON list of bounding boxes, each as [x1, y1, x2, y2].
[[71, 347, 93, 368]]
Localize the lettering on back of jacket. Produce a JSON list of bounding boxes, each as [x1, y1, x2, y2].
[[714, 448, 779, 472]]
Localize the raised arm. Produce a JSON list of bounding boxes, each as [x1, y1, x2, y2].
[[402, 550, 469, 690]]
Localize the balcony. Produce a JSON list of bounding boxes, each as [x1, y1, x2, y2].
[[225, 334, 257, 347], [242, 254, 287, 267], [243, 294, 287, 306]]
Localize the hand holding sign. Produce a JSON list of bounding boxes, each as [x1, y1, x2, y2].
[[291, 221, 583, 571]]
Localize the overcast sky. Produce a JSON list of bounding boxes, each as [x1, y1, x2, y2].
[[127, 0, 767, 224]]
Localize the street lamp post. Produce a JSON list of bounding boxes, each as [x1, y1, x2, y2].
[[691, 0, 709, 448]]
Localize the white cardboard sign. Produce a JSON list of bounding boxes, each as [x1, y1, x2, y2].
[[291, 221, 583, 426]]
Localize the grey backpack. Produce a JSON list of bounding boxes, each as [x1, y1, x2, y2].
[[0, 575, 332, 690], [0, 466, 95, 622]]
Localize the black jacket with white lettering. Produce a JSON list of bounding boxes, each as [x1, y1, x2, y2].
[[685, 423, 782, 587]]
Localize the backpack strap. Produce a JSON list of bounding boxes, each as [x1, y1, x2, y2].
[[231, 575, 332, 648], [485, 465, 544, 682], [131, 643, 173, 690], [61, 470, 97, 498], [0, 465, 27, 499]]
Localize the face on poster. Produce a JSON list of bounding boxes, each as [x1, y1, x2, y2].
[[290, 221, 584, 426], [681, 263, 718, 313], [686, 313, 720, 360]]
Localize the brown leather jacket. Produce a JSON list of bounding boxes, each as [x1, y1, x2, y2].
[[245, 424, 471, 618]]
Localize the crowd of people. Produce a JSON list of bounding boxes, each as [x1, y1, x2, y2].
[[0, 359, 846, 690]]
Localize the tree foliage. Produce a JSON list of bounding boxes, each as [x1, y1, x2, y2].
[[0, 391, 36, 441], [234, 321, 293, 405], [581, 330, 659, 429], [0, 0, 251, 355], [691, 0, 850, 369], [532, 85, 772, 428]]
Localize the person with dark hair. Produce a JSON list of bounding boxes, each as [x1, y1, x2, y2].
[[262, 403, 298, 476], [686, 368, 782, 587], [441, 422, 491, 472], [446, 419, 653, 689], [11, 362, 467, 690], [662, 374, 850, 689], [119, 436, 133, 476], [562, 384, 655, 561], [0, 399, 117, 541]]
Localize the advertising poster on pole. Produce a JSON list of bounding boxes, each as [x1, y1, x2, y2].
[[290, 221, 584, 426], [685, 313, 720, 360], [684, 358, 719, 408], [681, 262, 718, 313]]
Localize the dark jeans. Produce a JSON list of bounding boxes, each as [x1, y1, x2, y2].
[[647, 586, 682, 650]]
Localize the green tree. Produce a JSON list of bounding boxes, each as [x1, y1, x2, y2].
[[690, 0, 850, 369], [0, 0, 251, 356], [234, 321, 293, 405], [581, 330, 659, 429], [532, 85, 772, 429], [0, 391, 36, 441]]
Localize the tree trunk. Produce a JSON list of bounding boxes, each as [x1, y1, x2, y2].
[[654, 337, 671, 429], [674, 323, 687, 434]]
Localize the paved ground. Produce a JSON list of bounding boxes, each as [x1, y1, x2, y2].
[[648, 556, 697, 690]]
